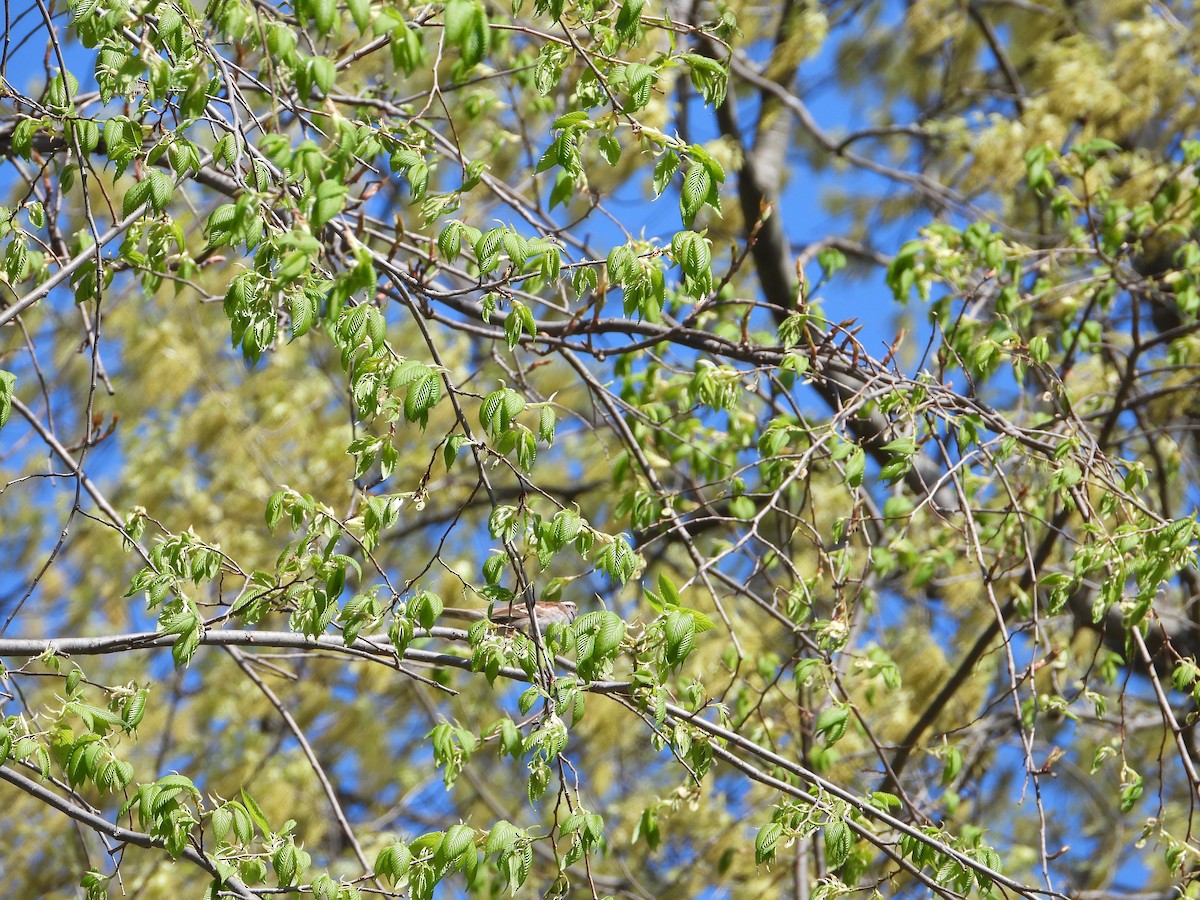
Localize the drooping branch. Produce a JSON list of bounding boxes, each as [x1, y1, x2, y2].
[[0, 766, 258, 900], [0, 624, 1066, 896]]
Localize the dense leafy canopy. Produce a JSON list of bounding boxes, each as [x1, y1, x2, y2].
[[1, 0, 1199, 897]]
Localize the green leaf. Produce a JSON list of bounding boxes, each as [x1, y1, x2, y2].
[[122, 178, 153, 218], [405, 371, 442, 425], [824, 820, 852, 869], [679, 163, 712, 225], [310, 0, 336, 34], [536, 405, 556, 445], [390, 359, 429, 389], [597, 133, 621, 165], [10, 119, 42, 159], [438, 220, 465, 261], [347, 0, 371, 31], [374, 841, 413, 887], [663, 609, 695, 666], [550, 509, 581, 547], [814, 704, 850, 745], [312, 180, 346, 228], [445, 0, 490, 69], [598, 535, 637, 583], [534, 43, 564, 95], [653, 152, 680, 198], [615, 0, 645, 39], [755, 821, 782, 865], [146, 170, 173, 211], [0, 371, 14, 430], [552, 111, 591, 130], [70, 0, 102, 24], [289, 290, 318, 339], [390, 20, 426, 74], [443, 0, 474, 43], [516, 428, 536, 471], [46, 71, 80, 112], [440, 823, 476, 864], [880, 437, 917, 456], [680, 53, 728, 106], [308, 56, 336, 95], [671, 230, 713, 293], [623, 62, 655, 111], [443, 433, 465, 470], [240, 789, 272, 834], [844, 445, 865, 488], [410, 590, 443, 629], [70, 118, 101, 154], [607, 243, 635, 283], [167, 138, 200, 175], [502, 389, 526, 425]]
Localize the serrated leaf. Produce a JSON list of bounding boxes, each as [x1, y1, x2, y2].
[[312, 180, 346, 228], [663, 609, 695, 665], [290, 291, 318, 338], [480, 389, 505, 435], [309, 56, 336, 94], [502, 388, 525, 422], [881, 437, 917, 456], [598, 134, 621, 165], [531, 405, 554, 446], [122, 178, 152, 218], [615, 0, 644, 37], [311, 0, 336, 33], [71, 0, 102, 24], [240, 789, 272, 833], [552, 111, 590, 130], [825, 820, 852, 869], [440, 823, 476, 862], [551, 509, 581, 546], [844, 445, 865, 488], [679, 163, 712, 225], [0, 371, 14, 430], [592, 612, 625, 655], [347, 0, 371, 30], [814, 704, 850, 745], [624, 62, 655, 111], [445, 0, 489, 69], [438, 221, 464, 260], [517, 428, 536, 471], [755, 821, 782, 864], [404, 373, 441, 424]]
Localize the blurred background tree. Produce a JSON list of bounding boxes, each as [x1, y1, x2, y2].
[[0, 0, 1198, 897]]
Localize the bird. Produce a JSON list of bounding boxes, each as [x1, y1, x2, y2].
[[439, 600, 578, 635]]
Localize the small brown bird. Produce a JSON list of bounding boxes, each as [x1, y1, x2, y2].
[[439, 600, 578, 635]]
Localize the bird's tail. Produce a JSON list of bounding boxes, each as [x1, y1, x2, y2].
[[437, 607, 488, 622]]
